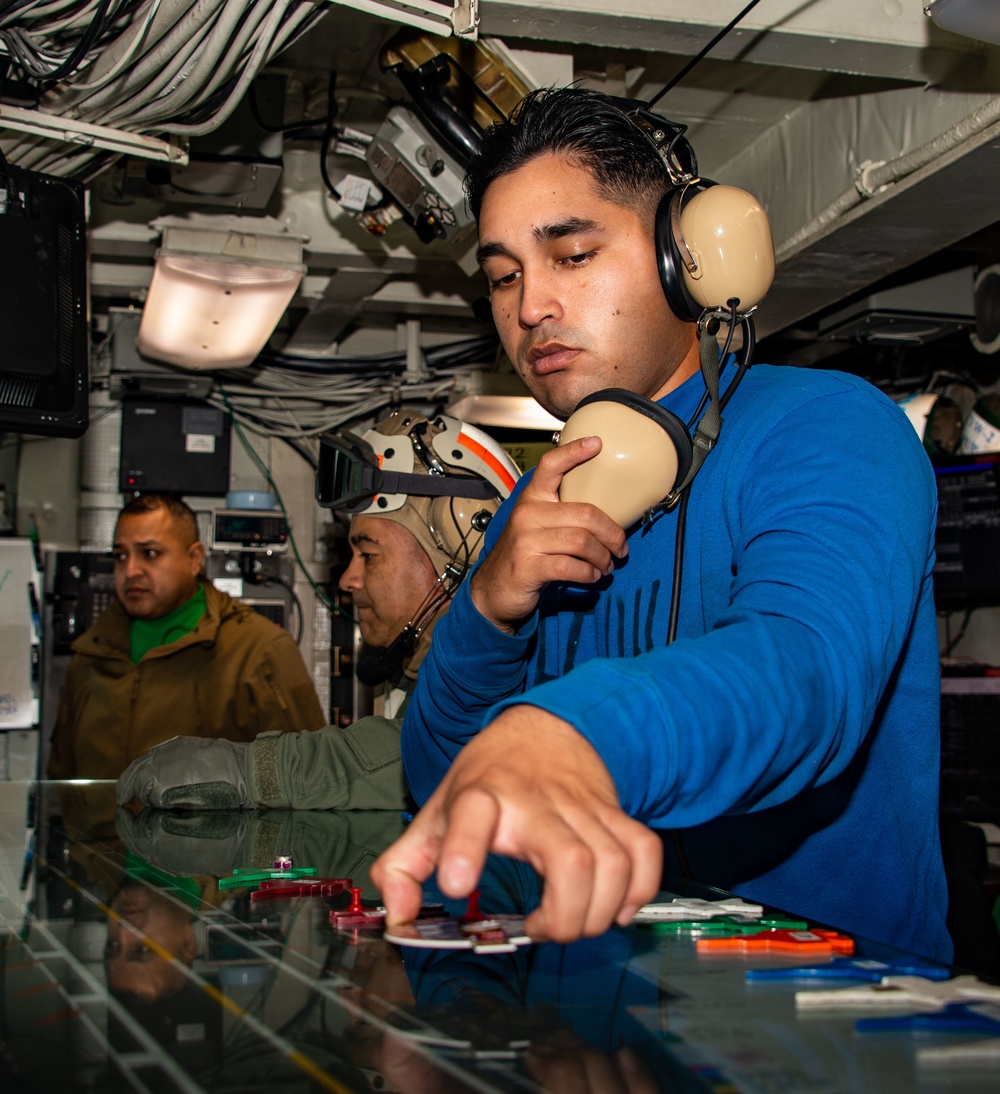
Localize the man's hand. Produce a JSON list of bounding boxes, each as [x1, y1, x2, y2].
[[370, 706, 662, 942], [470, 436, 628, 632], [116, 736, 253, 810]]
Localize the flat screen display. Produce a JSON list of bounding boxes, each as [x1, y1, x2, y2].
[[933, 455, 1000, 610], [0, 165, 88, 438]]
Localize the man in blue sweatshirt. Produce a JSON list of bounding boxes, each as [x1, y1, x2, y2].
[[372, 87, 950, 963]]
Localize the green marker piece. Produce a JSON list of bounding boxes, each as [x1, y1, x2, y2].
[[219, 866, 319, 890], [638, 914, 809, 935]]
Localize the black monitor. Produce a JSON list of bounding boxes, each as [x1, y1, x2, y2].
[[0, 164, 88, 438], [933, 454, 1000, 610]]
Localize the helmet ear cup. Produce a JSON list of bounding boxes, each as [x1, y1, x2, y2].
[[427, 494, 499, 562]]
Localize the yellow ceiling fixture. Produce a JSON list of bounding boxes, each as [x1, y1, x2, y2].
[[137, 223, 305, 371]]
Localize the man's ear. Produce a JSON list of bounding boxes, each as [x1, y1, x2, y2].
[[180, 920, 198, 964], [189, 540, 206, 574]]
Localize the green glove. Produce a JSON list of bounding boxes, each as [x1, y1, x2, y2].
[[116, 736, 255, 810]]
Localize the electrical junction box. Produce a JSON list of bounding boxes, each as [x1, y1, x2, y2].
[[366, 106, 473, 245], [120, 399, 231, 496]]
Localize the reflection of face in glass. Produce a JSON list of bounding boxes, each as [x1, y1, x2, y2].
[[104, 884, 197, 1005]]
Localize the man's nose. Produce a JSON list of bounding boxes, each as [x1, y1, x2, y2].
[[339, 556, 363, 593], [519, 268, 562, 329]]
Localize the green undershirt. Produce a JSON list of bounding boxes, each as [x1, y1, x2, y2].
[[129, 584, 207, 663]]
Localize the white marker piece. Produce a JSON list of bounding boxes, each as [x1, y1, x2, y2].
[[632, 898, 764, 923]]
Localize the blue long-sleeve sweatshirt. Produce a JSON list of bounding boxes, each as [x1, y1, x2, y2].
[[402, 362, 951, 962]]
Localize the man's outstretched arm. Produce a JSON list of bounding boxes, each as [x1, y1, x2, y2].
[[374, 704, 663, 942]]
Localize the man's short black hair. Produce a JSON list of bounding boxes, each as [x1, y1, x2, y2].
[[118, 493, 199, 547], [464, 86, 670, 222]]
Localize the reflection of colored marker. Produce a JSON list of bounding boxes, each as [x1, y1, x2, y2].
[[19, 831, 36, 891], [27, 583, 41, 637], [747, 956, 950, 982], [857, 1001, 1000, 1034]]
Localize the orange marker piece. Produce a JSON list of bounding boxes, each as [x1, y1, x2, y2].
[[696, 928, 854, 956]]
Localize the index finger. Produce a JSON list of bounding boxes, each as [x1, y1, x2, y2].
[[370, 802, 448, 925], [525, 435, 602, 499]]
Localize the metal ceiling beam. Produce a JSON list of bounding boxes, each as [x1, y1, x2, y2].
[[759, 117, 1000, 339], [479, 0, 973, 82]]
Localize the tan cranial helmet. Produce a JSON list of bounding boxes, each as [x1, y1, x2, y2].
[[363, 409, 519, 574], [318, 407, 520, 575], [317, 408, 521, 683]]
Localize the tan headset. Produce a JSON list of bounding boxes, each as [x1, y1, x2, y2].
[[556, 106, 776, 528], [628, 107, 775, 323]]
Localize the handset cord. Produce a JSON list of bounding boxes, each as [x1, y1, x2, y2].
[[666, 312, 754, 880], [666, 313, 754, 645]]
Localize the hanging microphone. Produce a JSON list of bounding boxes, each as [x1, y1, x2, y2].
[[353, 556, 468, 685], [356, 627, 418, 686]]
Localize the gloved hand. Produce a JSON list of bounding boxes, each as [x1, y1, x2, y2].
[[116, 736, 255, 810]]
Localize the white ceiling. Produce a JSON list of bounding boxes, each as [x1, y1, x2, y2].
[[12, 0, 1000, 377]]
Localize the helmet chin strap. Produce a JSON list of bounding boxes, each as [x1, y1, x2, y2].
[[354, 559, 467, 686]]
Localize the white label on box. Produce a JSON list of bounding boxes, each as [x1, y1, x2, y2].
[[186, 433, 216, 453], [213, 577, 243, 598]]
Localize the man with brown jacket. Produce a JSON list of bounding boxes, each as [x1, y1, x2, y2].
[[47, 493, 324, 779]]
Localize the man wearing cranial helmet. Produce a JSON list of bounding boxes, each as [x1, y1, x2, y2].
[[117, 409, 519, 812]]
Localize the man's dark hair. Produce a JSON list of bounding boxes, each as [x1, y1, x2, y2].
[[118, 493, 200, 547], [464, 86, 670, 222]]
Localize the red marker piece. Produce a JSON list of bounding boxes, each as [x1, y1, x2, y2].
[[329, 887, 386, 928], [251, 877, 351, 902], [460, 889, 483, 924], [696, 929, 854, 956]]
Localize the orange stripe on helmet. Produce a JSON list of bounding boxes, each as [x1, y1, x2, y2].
[[457, 432, 516, 493]]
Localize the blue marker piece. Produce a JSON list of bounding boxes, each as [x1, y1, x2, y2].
[[856, 1001, 1000, 1035], [746, 956, 951, 983]]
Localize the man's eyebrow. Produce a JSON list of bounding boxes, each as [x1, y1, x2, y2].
[[476, 217, 604, 267], [112, 538, 163, 551], [349, 532, 379, 547]]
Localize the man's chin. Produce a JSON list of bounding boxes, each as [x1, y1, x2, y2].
[[521, 373, 590, 423], [124, 598, 156, 619]]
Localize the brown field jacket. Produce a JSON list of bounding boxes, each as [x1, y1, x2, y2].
[[47, 580, 324, 778]]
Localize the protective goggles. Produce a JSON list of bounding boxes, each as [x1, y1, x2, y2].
[[316, 425, 498, 515]]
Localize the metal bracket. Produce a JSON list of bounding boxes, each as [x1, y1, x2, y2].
[[451, 0, 480, 38], [0, 104, 188, 165]]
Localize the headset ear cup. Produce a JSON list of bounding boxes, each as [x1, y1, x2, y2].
[[655, 186, 702, 323], [558, 389, 695, 527], [658, 407, 694, 489]]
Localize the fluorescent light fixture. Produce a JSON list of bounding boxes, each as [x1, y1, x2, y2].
[[925, 0, 1000, 44], [447, 394, 564, 431], [137, 225, 305, 370]]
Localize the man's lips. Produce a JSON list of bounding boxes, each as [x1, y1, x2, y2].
[[124, 586, 150, 596], [527, 342, 579, 375]]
